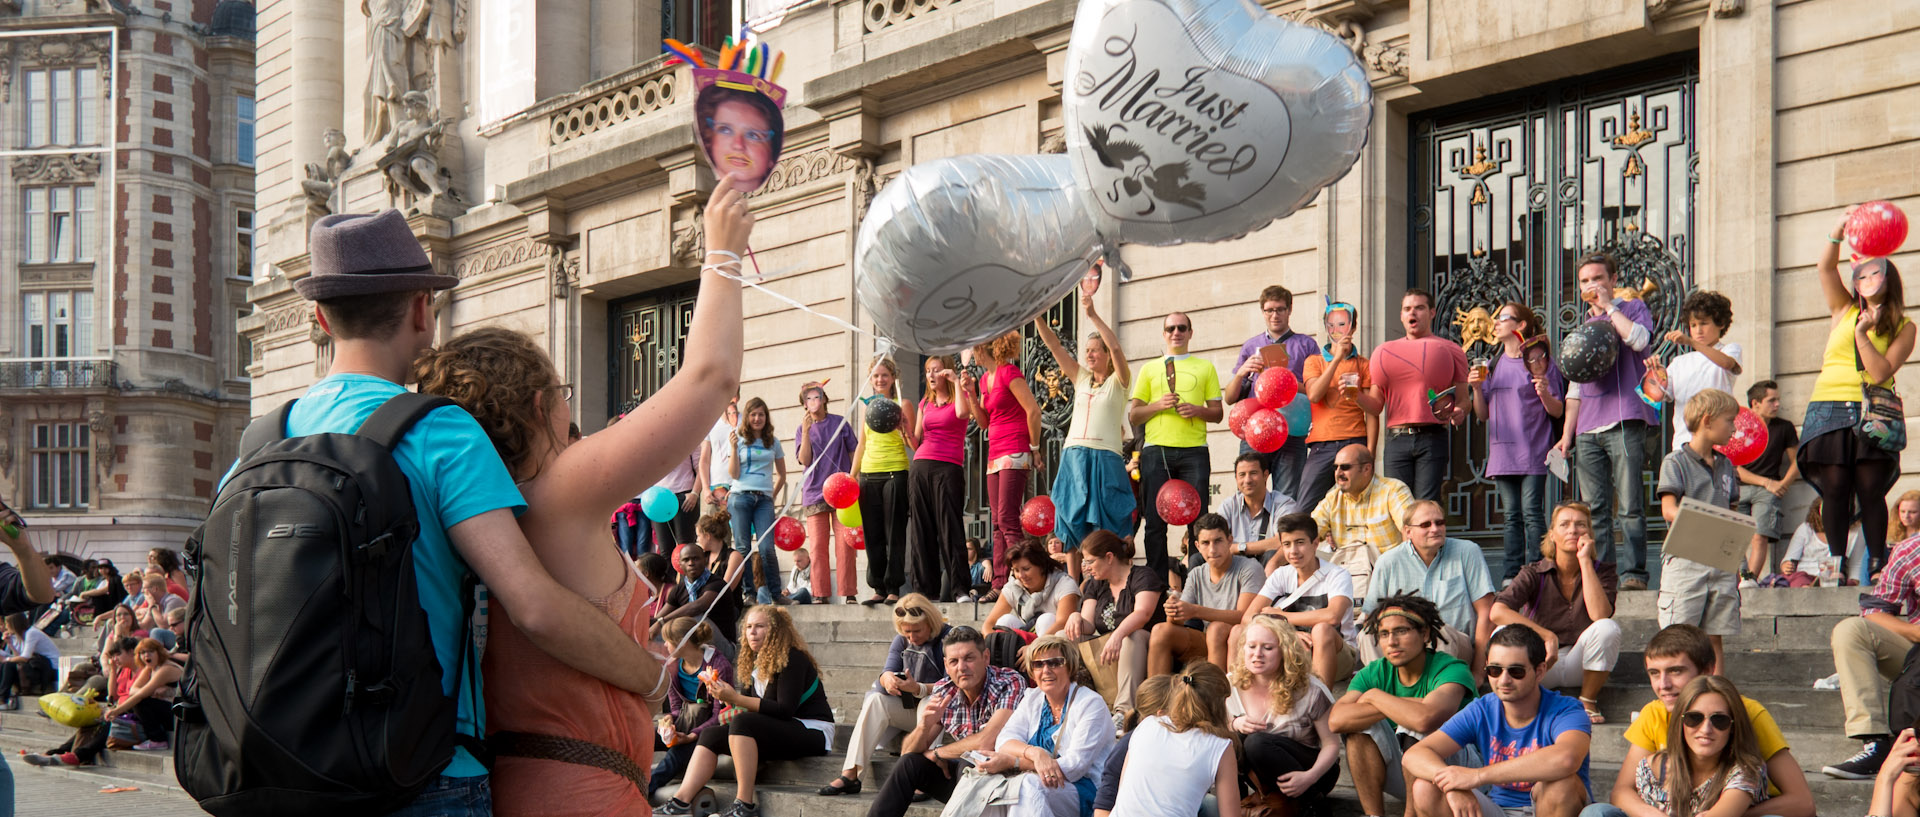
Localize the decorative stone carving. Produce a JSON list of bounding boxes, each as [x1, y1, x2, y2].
[[0, 0, 18, 17], [0, 411, 13, 474], [851, 157, 881, 224], [0, 42, 13, 103], [1711, 0, 1744, 16], [549, 66, 679, 145], [300, 128, 354, 216], [864, 0, 960, 34], [548, 244, 580, 299], [24, 32, 109, 68], [671, 215, 706, 267], [1362, 39, 1409, 77], [263, 304, 311, 333], [9, 154, 102, 183], [1039, 132, 1067, 154], [86, 403, 111, 480], [454, 237, 539, 279], [1280, 10, 1407, 78], [751, 149, 858, 198], [363, 0, 466, 146], [378, 91, 462, 213], [1646, 0, 1674, 18]]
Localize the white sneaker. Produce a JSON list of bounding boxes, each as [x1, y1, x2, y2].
[[1739, 577, 1759, 589], [1814, 672, 1841, 690]]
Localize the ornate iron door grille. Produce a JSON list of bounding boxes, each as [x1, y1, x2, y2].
[[1410, 57, 1699, 545], [610, 283, 701, 417], [960, 295, 1079, 543]]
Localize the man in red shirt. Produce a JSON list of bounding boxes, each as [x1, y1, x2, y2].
[[1368, 289, 1469, 501]]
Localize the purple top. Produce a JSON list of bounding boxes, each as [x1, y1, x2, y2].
[[1233, 330, 1321, 401], [1572, 298, 1659, 435], [1484, 352, 1565, 477], [797, 414, 855, 506], [917, 397, 968, 465]]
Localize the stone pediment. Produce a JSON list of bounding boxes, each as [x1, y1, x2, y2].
[[9, 153, 101, 184]]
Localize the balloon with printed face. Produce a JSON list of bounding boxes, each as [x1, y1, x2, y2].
[[1243, 408, 1288, 453], [1847, 201, 1909, 258], [1716, 407, 1770, 468], [1558, 323, 1620, 384], [1228, 398, 1263, 438], [854, 154, 1108, 355], [823, 473, 861, 509], [1062, 0, 1372, 245], [772, 516, 806, 552], [1021, 496, 1058, 537], [1254, 367, 1300, 411], [640, 486, 679, 524], [1156, 479, 1202, 526]]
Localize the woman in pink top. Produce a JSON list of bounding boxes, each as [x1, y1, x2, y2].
[[909, 354, 973, 600], [961, 331, 1041, 600]]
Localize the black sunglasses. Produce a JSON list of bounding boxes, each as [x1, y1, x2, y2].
[[1681, 711, 1734, 731], [1164, 324, 1191, 333], [1030, 656, 1067, 670], [1334, 463, 1367, 472], [894, 606, 926, 618], [1484, 664, 1530, 680]]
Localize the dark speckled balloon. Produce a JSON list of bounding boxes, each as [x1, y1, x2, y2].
[[865, 396, 902, 434], [1558, 323, 1619, 384]]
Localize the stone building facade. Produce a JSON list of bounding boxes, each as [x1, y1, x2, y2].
[[243, 0, 1917, 546], [0, 0, 254, 567]]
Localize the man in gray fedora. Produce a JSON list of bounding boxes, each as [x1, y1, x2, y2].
[[237, 209, 673, 814]]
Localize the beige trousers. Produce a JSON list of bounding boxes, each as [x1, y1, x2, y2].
[[842, 688, 928, 777], [1832, 615, 1911, 737]]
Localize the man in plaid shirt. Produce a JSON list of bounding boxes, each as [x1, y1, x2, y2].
[[865, 626, 1026, 817], [1822, 533, 1920, 779]]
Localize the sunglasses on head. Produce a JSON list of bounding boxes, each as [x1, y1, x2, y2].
[[1681, 711, 1734, 731], [1484, 664, 1530, 680], [1031, 656, 1067, 670], [894, 606, 926, 618]]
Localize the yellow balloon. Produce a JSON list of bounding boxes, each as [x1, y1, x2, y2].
[[837, 502, 863, 528]]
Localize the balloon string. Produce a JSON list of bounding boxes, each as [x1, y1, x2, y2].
[[707, 244, 878, 339]]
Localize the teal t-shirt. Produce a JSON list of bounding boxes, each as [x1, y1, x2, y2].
[[1345, 650, 1479, 732], [222, 374, 526, 777]]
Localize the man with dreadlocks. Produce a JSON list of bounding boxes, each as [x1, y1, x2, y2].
[[1329, 592, 1481, 817]]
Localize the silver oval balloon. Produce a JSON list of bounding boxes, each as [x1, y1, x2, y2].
[[854, 154, 1106, 355], [1063, 0, 1373, 246]]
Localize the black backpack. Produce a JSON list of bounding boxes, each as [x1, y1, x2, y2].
[[175, 393, 482, 817]]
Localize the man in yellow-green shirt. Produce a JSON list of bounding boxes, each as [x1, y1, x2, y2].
[[1605, 624, 1814, 817], [1128, 311, 1223, 580]]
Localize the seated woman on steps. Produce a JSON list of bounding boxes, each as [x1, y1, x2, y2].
[[100, 636, 180, 752], [972, 635, 1116, 817], [1582, 675, 1768, 817], [660, 605, 835, 817], [651, 617, 735, 798], [818, 593, 951, 796]]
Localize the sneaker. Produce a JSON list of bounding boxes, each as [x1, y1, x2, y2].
[[0, 697, 17, 711], [655, 797, 695, 816], [57, 752, 81, 766], [21, 753, 58, 767], [722, 799, 761, 817], [1824, 736, 1892, 779], [1620, 577, 1648, 591], [1739, 577, 1759, 589], [132, 740, 169, 751]]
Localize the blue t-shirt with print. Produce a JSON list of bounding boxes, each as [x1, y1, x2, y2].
[[732, 436, 784, 494], [221, 375, 525, 778], [1437, 688, 1593, 808]]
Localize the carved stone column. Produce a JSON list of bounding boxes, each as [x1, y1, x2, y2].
[[1696, 0, 1773, 377]]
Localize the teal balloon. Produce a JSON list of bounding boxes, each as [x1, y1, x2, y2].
[[1282, 392, 1312, 436], [640, 486, 678, 524]]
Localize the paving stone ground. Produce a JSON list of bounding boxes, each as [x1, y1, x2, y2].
[[10, 761, 210, 816]]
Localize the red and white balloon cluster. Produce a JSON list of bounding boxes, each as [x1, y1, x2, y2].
[[1227, 368, 1298, 453]]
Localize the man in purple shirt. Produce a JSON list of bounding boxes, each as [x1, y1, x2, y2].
[[1227, 285, 1322, 500], [1552, 252, 1658, 590]]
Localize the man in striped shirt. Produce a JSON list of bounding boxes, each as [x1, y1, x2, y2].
[[1823, 533, 1920, 779]]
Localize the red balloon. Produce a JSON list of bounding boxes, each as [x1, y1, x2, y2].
[[772, 516, 806, 552], [843, 526, 866, 551], [1157, 479, 1202, 526], [1848, 201, 1910, 258], [823, 472, 861, 509], [1243, 409, 1289, 453], [671, 544, 695, 574], [1228, 399, 1263, 438], [1715, 407, 1770, 468], [1255, 367, 1300, 410], [1021, 496, 1057, 537]]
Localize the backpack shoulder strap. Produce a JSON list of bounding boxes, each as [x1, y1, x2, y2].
[[237, 401, 297, 462], [356, 392, 457, 450]]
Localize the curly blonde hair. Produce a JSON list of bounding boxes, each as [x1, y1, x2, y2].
[[411, 327, 563, 479], [1229, 615, 1314, 717], [736, 605, 816, 685], [972, 332, 1023, 367]]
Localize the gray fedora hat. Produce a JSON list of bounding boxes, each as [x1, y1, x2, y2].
[[294, 209, 458, 300]]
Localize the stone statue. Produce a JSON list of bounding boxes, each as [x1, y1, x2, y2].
[[363, 0, 410, 146], [404, 0, 462, 112], [378, 90, 459, 212], [300, 128, 353, 215]]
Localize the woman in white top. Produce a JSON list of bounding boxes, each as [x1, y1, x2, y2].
[[985, 538, 1082, 636], [1228, 615, 1340, 808], [1036, 267, 1135, 548], [975, 635, 1117, 817], [1109, 661, 1241, 817]]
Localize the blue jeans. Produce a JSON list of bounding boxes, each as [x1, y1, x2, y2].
[[1580, 805, 1627, 817], [1574, 421, 1649, 582], [1495, 474, 1548, 580], [386, 774, 491, 817], [1240, 435, 1307, 502], [0, 752, 12, 817], [728, 490, 779, 603]]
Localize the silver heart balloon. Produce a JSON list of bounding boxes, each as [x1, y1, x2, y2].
[[1063, 0, 1372, 246], [854, 154, 1106, 355]]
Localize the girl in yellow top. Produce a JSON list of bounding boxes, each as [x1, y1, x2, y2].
[[849, 358, 917, 605], [1800, 204, 1916, 576]]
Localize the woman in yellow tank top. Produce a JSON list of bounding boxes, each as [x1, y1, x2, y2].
[[849, 358, 917, 605], [1800, 204, 1916, 577]]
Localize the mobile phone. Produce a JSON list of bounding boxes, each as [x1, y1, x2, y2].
[[0, 497, 25, 538]]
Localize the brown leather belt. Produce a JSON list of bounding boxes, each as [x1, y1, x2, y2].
[[491, 731, 648, 790]]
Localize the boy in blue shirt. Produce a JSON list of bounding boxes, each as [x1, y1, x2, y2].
[[245, 210, 672, 816], [1405, 625, 1592, 817]]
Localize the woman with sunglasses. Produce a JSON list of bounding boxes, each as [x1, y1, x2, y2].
[[819, 594, 951, 796], [1036, 267, 1136, 552], [1589, 675, 1767, 817], [1469, 302, 1565, 580], [1800, 204, 1916, 578], [963, 332, 1043, 603], [1301, 302, 1383, 506], [974, 635, 1117, 817]]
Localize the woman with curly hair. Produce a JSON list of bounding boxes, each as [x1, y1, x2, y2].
[[962, 331, 1042, 600], [408, 191, 754, 815], [660, 605, 833, 817], [1890, 490, 1920, 546], [851, 357, 917, 604], [910, 354, 973, 600], [1228, 615, 1340, 810]]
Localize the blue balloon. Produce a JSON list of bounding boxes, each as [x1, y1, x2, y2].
[[640, 486, 678, 524]]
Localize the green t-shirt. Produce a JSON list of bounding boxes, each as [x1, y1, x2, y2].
[[1346, 651, 1479, 731]]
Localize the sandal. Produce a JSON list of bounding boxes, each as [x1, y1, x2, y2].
[[1579, 696, 1606, 724], [844, 596, 860, 605], [863, 594, 887, 606], [818, 774, 862, 796], [884, 595, 900, 605], [979, 589, 1000, 604]]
